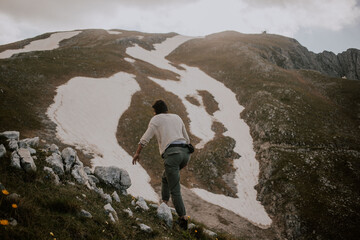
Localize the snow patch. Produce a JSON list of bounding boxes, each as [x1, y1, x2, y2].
[[0, 31, 81, 59], [107, 30, 122, 35], [124, 57, 136, 63], [47, 72, 158, 202], [126, 35, 272, 227]]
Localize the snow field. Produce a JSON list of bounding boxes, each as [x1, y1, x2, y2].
[[126, 35, 272, 227], [0, 31, 81, 59], [47, 72, 159, 202]]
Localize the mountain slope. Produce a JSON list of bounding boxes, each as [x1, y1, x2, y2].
[[1, 29, 360, 240], [167, 31, 360, 240]]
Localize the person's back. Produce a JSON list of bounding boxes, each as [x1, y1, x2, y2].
[[132, 100, 192, 230]]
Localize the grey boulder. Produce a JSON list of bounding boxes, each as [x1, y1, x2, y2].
[[10, 151, 21, 169], [71, 165, 89, 185], [18, 137, 39, 148], [157, 203, 173, 227], [18, 148, 37, 173], [8, 139, 18, 151], [0, 144, 6, 158], [46, 153, 64, 175], [0, 131, 20, 141], [62, 147, 82, 172], [94, 166, 131, 190]]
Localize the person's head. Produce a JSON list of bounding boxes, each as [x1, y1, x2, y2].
[[152, 100, 168, 115]]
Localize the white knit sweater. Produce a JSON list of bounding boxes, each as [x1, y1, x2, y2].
[[139, 113, 190, 154]]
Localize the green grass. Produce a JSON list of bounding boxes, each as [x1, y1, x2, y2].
[[0, 145, 238, 240]]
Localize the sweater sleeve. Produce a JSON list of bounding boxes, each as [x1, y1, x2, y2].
[[182, 122, 190, 144], [139, 122, 156, 147]]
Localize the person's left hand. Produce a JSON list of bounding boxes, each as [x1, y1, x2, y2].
[[132, 153, 140, 165]]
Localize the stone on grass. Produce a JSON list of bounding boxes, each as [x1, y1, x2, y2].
[[84, 166, 92, 175], [138, 223, 152, 233], [108, 212, 116, 223], [136, 197, 149, 211], [104, 203, 118, 221], [123, 208, 133, 217], [88, 175, 99, 187], [7, 193, 21, 202], [71, 165, 89, 185], [94, 166, 131, 190], [149, 203, 159, 209], [61, 147, 81, 172], [188, 223, 196, 229], [18, 148, 37, 173], [8, 139, 18, 151], [112, 191, 121, 203], [44, 166, 60, 185], [0, 144, 6, 158], [9, 218, 18, 226], [157, 203, 173, 227], [204, 229, 217, 237], [80, 209, 92, 218], [94, 187, 112, 203], [46, 153, 64, 175], [48, 144, 60, 154], [19, 137, 39, 148], [0, 131, 20, 141], [10, 151, 21, 169]]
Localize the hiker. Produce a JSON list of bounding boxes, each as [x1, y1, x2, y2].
[[132, 99, 193, 230]]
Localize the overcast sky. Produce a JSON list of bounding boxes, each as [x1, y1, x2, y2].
[[0, 0, 359, 54]]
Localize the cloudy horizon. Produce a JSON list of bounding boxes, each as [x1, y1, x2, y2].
[[0, 0, 359, 54]]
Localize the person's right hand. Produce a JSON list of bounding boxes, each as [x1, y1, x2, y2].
[[132, 153, 140, 165]]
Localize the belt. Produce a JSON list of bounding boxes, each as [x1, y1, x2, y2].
[[162, 144, 188, 158], [167, 143, 188, 149]]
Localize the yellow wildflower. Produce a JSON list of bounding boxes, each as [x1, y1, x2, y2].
[[2, 189, 9, 195], [188, 216, 190, 219], [0, 219, 9, 226], [50, 232, 55, 237], [12, 204, 18, 209], [195, 230, 197, 233]]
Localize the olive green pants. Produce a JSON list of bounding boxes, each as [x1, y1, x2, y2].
[[161, 147, 190, 217]]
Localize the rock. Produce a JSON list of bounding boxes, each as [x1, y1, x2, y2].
[[188, 223, 196, 229], [84, 166, 92, 175], [88, 175, 99, 185], [80, 209, 92, 218], [71, 165, 89, 185], [7, 193, 21, 202], [203, 229, 217, 237], [112, 191, 121, 203], [48, 144, 60, 154], [108, 212, 116, 223], [93, 187, 112, 203], [27, 147, 36, 155], [61, 147, 81, 172], [94, 166, 131, 190], [46, 153, 64, 175], [10, 151, 21, 169], [157, 203, 173, 227], [170, 207, 176, 214], [44, 167, 60, 185], [123, 208, 133, 217], [0, 131, 20, 141], [8, 218, 18, 226], [149, 203, 159, 209], [18, 137, 39, 148], [136, 197, 149, 211], [104, 203, 118, 221], [8, 139, 18, 150], [0, 144, 6, 158], [138, 223, 152, 233], [18, 148, 36, 173]]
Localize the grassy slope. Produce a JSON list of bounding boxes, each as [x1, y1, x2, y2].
[[167, 31, 360, 240], [0, 142, 236, 240]]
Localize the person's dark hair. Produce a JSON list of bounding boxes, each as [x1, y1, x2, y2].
[[152, 100, 168, 114]]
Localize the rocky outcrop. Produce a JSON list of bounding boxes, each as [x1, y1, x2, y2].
[[94, 166, 131, 190], [18, 148, 36, 173], [257, 40, 360, 80]]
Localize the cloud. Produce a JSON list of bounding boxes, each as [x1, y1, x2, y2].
[[0, 0, 359, 53]]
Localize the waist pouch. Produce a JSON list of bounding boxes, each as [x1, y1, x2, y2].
[[162, 143, 195, 158]]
